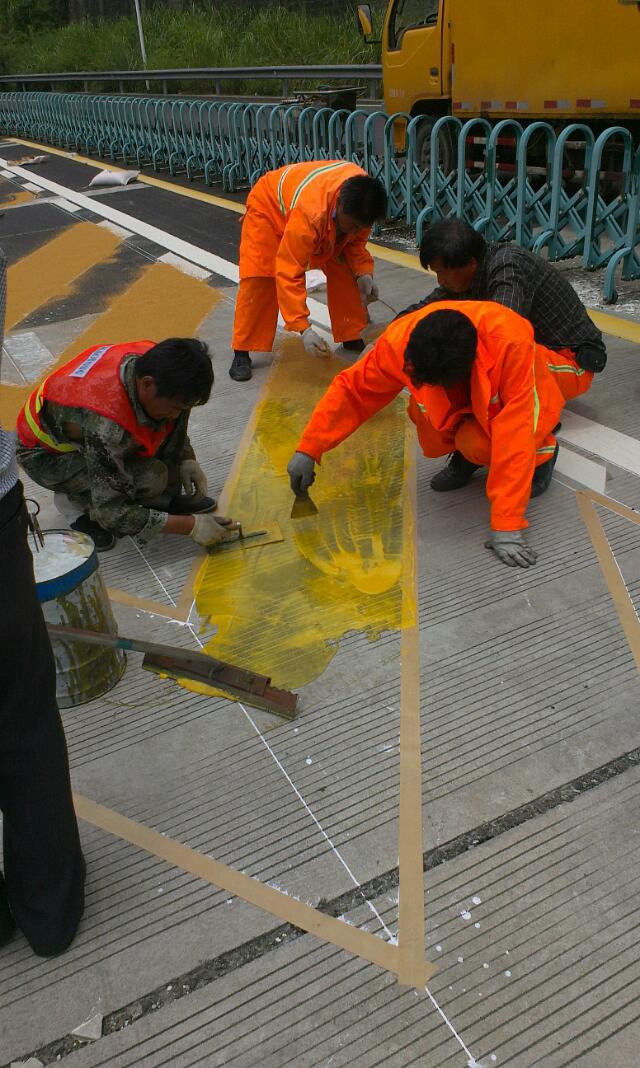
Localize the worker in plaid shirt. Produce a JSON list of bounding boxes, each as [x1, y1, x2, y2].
[[398, 218, 606, 494]]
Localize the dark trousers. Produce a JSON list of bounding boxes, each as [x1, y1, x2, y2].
[[0, 482, 85, 956]]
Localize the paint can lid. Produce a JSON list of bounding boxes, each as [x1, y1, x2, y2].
[[32, 530, 98, 603]]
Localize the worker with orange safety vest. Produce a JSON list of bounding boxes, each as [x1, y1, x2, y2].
[[16, 338, 236, 552], [229, 160, 388, 382], [287, 302, 594, 568]]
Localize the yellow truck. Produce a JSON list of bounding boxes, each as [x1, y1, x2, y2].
[[358, 0, 640, 166]]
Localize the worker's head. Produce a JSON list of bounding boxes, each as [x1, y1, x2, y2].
[[419, 219, 487, 293], [134, 338, 213, 420], [335, 176, 388, 235], [403, 310, 478, 388]]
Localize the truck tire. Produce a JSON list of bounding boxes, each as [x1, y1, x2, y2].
[[415, 117, 454, 177]]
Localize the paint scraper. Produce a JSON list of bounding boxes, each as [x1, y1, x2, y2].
[[290, 492, 318, 519]]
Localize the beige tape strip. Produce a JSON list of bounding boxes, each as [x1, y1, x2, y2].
[[107, 587, 188, 622], [581, 489, 640, 527], [73, 793, 400, 974], [577, 492, 640, 673], [397, 427, 437, 988]]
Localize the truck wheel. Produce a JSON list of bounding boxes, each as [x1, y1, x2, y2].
[[415, 118, 454, 177]]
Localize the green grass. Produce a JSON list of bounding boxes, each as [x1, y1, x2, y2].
[[0, 5, 381, 94]]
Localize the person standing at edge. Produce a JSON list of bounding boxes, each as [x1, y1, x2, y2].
[[229, 160, 388, 382], [287, 301, 595, 569], [398, 218, 607, 492], [16, 338, 237, 551], [0, 249, 85, 956]]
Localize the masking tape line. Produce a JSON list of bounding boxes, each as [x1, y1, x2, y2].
[[577, 492, 640, 674], [73, 792, 401, 975], [397, 425, 436, 988], [581, 488, 640, 527], [107, 587, 189, 622]]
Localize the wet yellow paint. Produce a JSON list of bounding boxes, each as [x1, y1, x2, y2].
[[0, 188, 35, 209], [186, 338, 415, 693], [0, 261, 220, 425]]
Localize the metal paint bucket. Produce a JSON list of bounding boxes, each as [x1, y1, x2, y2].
[[32, 530, 126, 708]]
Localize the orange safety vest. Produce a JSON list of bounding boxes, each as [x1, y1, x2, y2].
[[16, 341, 174, 457]]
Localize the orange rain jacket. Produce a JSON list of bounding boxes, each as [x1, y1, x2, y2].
[[239, 160, 375, 333], [297, 301, 589, 531]]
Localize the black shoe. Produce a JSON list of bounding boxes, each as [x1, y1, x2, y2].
[[0, 876, 15, 950], [531, 443, 559, 498], [167, 494, 217, 515], [430, 451, 481, 492], [229, 351, 252, 382], [342, 339, 366, 353], [70, 514, 116, 552]]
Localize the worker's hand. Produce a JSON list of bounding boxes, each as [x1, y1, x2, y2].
[[287, 451, 316, 495], [302, 327, 330, 358], [180, 459, 208, 499], [189, 514, 235, 548], [485, 530, 538, 569], [356, 274, 379, 306]]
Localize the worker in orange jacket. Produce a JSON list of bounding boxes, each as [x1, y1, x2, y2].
[[229, 160, 388, 382], [287, 301, 594, 568]]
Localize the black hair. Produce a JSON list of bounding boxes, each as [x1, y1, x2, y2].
[[338, 175, 388, 225], [419, 218, 487, 270], [403, 311, 478, 387], [135, 338, 213, 406]]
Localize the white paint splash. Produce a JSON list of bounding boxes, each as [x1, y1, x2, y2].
[[474, 922, 481, 929], [505, 970, 512, 978], [457, 956, 464, 963], [436, 944, 442, 952], [461, 910, 472, 920], [305, 757, 313, 765], [472, 895, 482, 905]]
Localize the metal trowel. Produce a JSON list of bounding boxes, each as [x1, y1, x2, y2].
[[213, 520, 284, 551], [290, 492, 318, 519]]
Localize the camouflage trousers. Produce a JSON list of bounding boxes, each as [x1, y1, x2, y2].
[[17, 447, 182, 514]]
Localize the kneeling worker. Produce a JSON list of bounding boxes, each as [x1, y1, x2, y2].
[[16, 338, 235, 551], [230, 160, 388, 381], [288, 302, 594, 568]]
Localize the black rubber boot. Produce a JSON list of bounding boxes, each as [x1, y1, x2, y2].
[[342, 339, 366, 353], [229, 351, 252, 382], [531, 443, 559, 498], [70, 514, 116, 552], [430, 451, 481, 492], [167, 495, 217, 515]]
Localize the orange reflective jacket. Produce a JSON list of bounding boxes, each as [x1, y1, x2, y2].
[[239, 160, 375, 332], [297, 301, 587, 530], [16, 341, 174, 457]]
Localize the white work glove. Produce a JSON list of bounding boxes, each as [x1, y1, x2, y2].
[[189, 514, 235, 548], [180, 459, 208, 499], [485, 530, 538, 569], [302, 327, 330, 357], [287, 451, 316, 495], [356, 273, 379, 306]]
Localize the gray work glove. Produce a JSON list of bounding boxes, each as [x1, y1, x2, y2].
[[287, 451, 316, 495], [302, 327, 330, 357], [189, 514, 235, 548], [180, 459, 208, 499], [485, 530, 538, 569], [356, 273, 379, 306]]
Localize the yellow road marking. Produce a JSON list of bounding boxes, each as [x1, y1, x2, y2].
[[588, 308, 640, 345], [0, 188, 36, 209], [5, 221, 121, 335], [1, 260, 220, 426]]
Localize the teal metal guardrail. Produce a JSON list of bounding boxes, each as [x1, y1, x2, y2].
[[1, 91, 638, 303]]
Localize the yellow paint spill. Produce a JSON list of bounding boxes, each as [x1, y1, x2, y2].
[[0, 260, 221, 425], [184, 338, 415, 694], [0, 189, 35, 209]]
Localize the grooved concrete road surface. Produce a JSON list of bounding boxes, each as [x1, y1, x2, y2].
[[0, 139, 639, 1068]]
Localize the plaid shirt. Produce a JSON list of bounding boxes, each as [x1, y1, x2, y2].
[[400, 242, 606, 355]]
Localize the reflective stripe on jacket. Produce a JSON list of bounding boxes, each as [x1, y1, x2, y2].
[[16, 341, 173, 457], [297, 301, 582, 530]]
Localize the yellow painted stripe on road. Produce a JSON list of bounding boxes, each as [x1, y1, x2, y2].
[[1, 261, 220, 425], [0, 188, 36, 209], [5, 221, 121, 333], [588, 308, 640, 345]]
